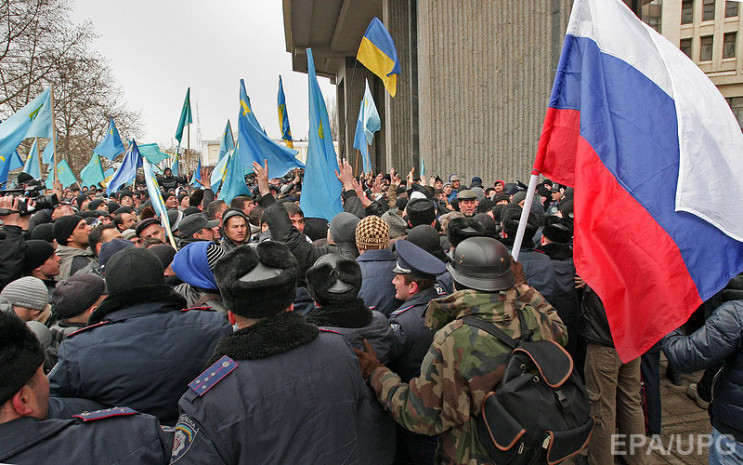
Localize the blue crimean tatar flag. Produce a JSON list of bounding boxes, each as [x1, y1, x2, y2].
[[352, 79, 381, 173], [94, 118, 126, 160], [107, 140, 143, 194], [299, 48, 343, 222], [277, 76, 294, 149]]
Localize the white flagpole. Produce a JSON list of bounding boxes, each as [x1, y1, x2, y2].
[[510, 171, 541, 262]]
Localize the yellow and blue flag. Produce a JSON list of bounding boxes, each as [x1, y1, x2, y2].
[[80, 153, 105, 187], [23, 140, 40, 179], [236, 81, 303, 180], [190, 156, 202, 185], [218, 120, 235, 162], [211, 148, 231, 193], [352, 79, 381, 173], [0, 88, 53, 183], [299, 48, 343, 222], [143, 156, 177, 248], [175, 88, 193, 145], [356, 18, 401, 97], [218, 149, 251, 203], [55, 159, 78, 189], [277, 76, 294, 149], [94, 118, 126, 160], [107, 141, 143, 194], [239, 80, 264, 133]]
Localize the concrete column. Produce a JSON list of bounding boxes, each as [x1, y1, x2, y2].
[[383, 0, 416, 175], [416, 0, 571, 185]]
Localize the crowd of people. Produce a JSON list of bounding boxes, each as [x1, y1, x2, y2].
[[0, 158, 741, 465]]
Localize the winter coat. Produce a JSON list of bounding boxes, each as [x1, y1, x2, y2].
[[306, 298, 396, 364], [174, 282, 228, 315], [0, 225, 25, 290], [535, 242, 579, 356], [369, 286, 567, 465], [506, 244, 557, 305], [305, 299, 397, 464], [172, 312, 385, 465], [388, 286, 444, 383], [663, 300, 743, 443], [357, 249, 400, 317], [55, 245, 94, 281], [580, 286, 614, 347], [0, 413, 173, 464], [48, 286, 232, 425]]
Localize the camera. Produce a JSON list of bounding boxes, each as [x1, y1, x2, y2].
[[0, 185, 58, 216]]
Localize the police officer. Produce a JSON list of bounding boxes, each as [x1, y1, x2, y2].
[[171, 241, 382, 464], [0, 310, 174, 464], [387, 239, 447, 465]]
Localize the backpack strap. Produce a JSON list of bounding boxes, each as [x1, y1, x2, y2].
[[193, 293, 221, 308], [461, 316, 517, 349]]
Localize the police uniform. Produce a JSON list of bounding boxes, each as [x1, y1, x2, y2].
[[386, 240, 447, 465], [0, 408, 173, 464]]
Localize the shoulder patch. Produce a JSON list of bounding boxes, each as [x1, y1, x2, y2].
[[171, 415, 200, 463], [181, 306, 212, 312], [390, 322, 401, 332], [435, 284, 447, 295], [188, 355, 237, 397], [67, 321, 110, 338], [73, 407, 137, 422], [391, 305, 414, 317]]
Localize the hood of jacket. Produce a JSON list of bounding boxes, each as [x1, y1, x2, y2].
[[88, 286, 187, 324], [425, 288, 521, 331]]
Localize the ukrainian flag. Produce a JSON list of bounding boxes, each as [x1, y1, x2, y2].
[[277, 76, 294, 149], [356, 18, 401, 97]]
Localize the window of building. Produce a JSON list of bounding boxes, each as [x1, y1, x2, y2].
[[680, 38, 693, 57], [703, 0, 716, 21], [641, 0, 662, 32], [682, 0, 694, 24], [726, 97, 743, 130], [724, 32, 737, 58], [726, 0, 739, 17], [700, 35, 714, 60]]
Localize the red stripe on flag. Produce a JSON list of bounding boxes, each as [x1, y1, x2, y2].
[[573, 136, 701, 362], [534, 107, 579, 186]]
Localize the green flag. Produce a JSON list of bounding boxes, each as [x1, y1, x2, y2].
[[80, 153, 105, 187], [175, 88, 193, 145]]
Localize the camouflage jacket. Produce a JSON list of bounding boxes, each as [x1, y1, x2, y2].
[[369, 286, 567, 465]]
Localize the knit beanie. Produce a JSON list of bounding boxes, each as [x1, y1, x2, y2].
[[329, 212, 360, 244], [149, 244, 178, 269], [104, 248, 164, 296], [99, 239, 135, 272], [53, 215, 83, 246], [23, 240, 55, 273], [0, 277, 49, 311], [52, 275, 106, 319], [30, 223, 55, 242], [0, 310, 45, 406], [355, 215, 390, 250], [406, 225, 447, 263]]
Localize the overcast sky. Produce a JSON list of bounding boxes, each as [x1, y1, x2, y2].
[[69, 0, 335, 148]]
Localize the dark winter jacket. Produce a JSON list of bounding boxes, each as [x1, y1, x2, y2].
[[357, 249, 400, 317], [174, 282, 229, 315], [580, 286, 614, 347], [664, 300, 743, 443], [535, 242, 579, 356], [505, 242, 557, 305], [173, 311, 390, 464], [306, 299, 396, 364], [0, 225, 25, 290], [0, 414, 173, 464], [48, 286, 232, 425]]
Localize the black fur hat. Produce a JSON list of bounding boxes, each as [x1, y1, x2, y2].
[[213, 242, 299, 318], [305, 254, 362, 306], [446, 217, 486, 249], [0, 310, 45, 405], [542, 216, 573, 244]]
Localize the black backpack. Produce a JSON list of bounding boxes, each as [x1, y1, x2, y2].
[[463, 308, 594, 465]]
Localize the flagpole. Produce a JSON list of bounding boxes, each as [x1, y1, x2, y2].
[[187, 122, 190, 175], [510, 171, 540, 262], [49, 84, 58, 184], [35, 138, 42, 180]]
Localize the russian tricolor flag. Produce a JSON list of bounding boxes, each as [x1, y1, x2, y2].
[[535, 0, 743, 362]]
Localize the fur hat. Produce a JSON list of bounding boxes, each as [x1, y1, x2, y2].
[[542, 216, 573, 244], [213, 241, 299, 318], [446, 217, 486, 249], [382, 210, 407, 239], [501, 204, 540, 239], [406, 198, 436, 227], [305, 254, 362, 306], [0, 310, 45, 405], [355, 215, 390, 250]]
